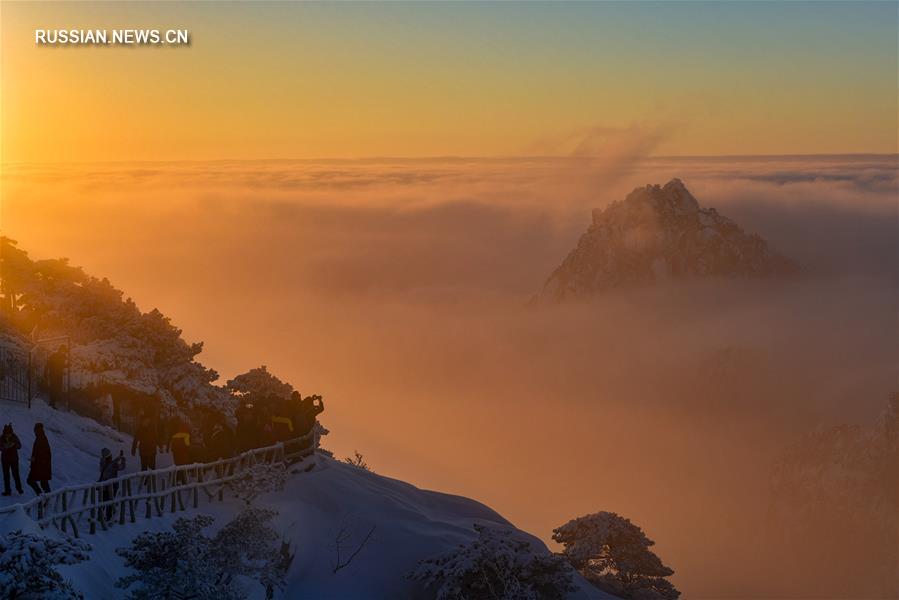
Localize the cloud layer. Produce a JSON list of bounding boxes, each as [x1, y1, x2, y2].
[[2, 154, 896, 597]]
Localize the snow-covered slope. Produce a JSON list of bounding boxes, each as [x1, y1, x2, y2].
[[0, 398, 610, 599], [0, 397, 159, 505]]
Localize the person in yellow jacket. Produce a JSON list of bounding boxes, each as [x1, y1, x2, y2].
[[271, 413, 294, 442], [168, 420, 191, 485]]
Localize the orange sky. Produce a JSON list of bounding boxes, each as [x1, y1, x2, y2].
[[1, 1, 897, 163]]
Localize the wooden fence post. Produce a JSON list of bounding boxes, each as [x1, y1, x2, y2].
[[89, 487, 96, 535]]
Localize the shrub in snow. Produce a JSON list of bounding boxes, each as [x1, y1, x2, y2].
[[227, 461, 288, 505], [116, 515, 243, 600], [0, 530, 91, 599], [343, 451, 370, 471], [552, 512, 679, 600], [212, 505, 293, 599], [117, 509, 291, 600], [409, 523, 574, 600]]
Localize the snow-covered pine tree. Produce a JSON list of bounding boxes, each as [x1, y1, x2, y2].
[[219, 462, 293, 597], [225, 366, 294, 405], [409, 523, 574, 600], [227, 462, 288, 505], [211, 505, 292, 599], [0, 237, 230, 418], [552, 511, 679, 600], [115, 515, 242, 600], [0, 529, 92, 599]]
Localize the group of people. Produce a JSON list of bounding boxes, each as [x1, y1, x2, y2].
[[0, 422, 52, 497], [235, 391, 325, 454], [0, 390, 325, 503]]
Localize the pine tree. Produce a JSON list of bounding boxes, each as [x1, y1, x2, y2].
[[552, 512, 679, 600], [116, 515, 243, 600], [226, 462, 288, 505], [0, 529, 91, 599], [410, 523, 574, 600], [225, 366, 294, 405], [212, 506, 292, 599]]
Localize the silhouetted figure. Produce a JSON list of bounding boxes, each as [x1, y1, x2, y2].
[[99, 447, 126, 520], [235, 401, 258, 453], [1, 423, 24, 496], [270, 396, 295, 442], [297, 394, 325, 436], [168, 420, 191, 485], [44, 346, 67, 409], [131, 415, 159, 470], [295, 394, 325, 453], [27, 423, 52, 495], [258, 406, 275, 449], [207, 422, 235, 461], [289, 391, 303, 431]]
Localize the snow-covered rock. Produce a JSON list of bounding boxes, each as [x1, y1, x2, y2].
[[535, 179, 798, 302]]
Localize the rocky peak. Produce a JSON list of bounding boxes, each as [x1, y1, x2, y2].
[[536, 179, 799, 303]]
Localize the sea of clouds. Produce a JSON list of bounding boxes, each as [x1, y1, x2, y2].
[[2, 153, 896, 597]]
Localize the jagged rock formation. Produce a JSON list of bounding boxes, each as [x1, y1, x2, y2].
[[536, 179, 798, 302]]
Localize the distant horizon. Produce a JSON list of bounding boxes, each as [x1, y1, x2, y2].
[[3, 152, 898, 167]]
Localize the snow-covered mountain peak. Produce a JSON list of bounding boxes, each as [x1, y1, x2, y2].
[[539, 179, 799, 303]]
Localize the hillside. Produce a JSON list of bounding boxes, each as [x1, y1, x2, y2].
[[0, 236, 229, 419], [0, 397, 609, 599], [536, 179, 798, 303]]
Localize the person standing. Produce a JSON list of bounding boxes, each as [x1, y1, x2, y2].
[[235, 401, 258, 453], [27, 423, 52, 495], [131, 415, 159, 470], [297, 395, 325, 436], [98, 448, 126, 520], [44, 346, 67, 409], [168, 420, 192, 485], [270, 397, 295, 443], [206, 421, 235, 477], [207, 422, 235, 461], [1, 424, 24, 496], [295, 394, 325, 454]]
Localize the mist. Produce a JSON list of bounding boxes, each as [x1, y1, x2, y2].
[[2, 154, 896, 597]]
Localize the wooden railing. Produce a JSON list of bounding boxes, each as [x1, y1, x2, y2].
[[0, 431, 317, 538]]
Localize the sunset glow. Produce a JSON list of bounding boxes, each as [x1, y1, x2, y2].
[[2, 2, 897, 163], [0, 2, 896, 599]]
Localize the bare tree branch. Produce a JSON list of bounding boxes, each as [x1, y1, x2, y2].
[[332, 523, 376, 574]]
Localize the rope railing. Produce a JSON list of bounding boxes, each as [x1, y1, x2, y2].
[[0, 429, 318, 538]]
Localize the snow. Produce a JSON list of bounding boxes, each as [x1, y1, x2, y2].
[[0, 397, 610, 599], [0, 397, 154, 503], [535, 179, 799, 303]]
